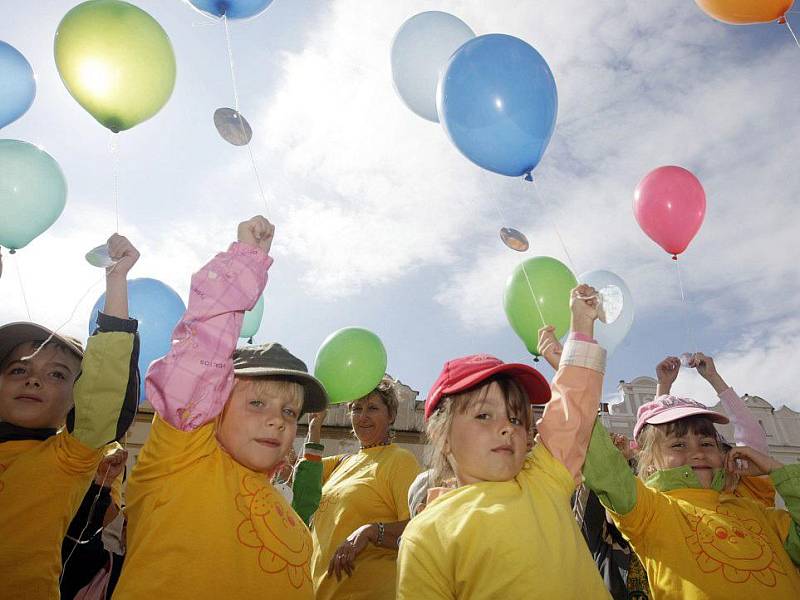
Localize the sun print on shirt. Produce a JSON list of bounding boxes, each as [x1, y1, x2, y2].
[[684, 504, 785, 586], [236, 473, 312, 589]]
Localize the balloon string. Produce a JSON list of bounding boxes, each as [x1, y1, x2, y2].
[[221, 15, 270, 216], [785, 14, 800, 49], [222, 15, 241, 114], [19, 274, 106, 364], [14, 256, 32, 320], [674, 258, 697, 354], [528, 176, 579, 275], [110, 132, 120, 233], [61, 464, 110, 584]]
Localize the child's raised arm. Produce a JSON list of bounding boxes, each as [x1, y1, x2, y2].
[[145, 216, 274, 431], [693, 352, 769, 454], [536, 284, 606, 484], [70, 234, 141, 449]]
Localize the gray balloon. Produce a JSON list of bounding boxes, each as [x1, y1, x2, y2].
[[214, 108, 253, 146], [500, 227, 529, 252]]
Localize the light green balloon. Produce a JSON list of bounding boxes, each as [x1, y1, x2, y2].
[[240, 295, 265, 340], [503, 256, 577, 356], [314, 327, 388, 405], [54, 0, 176, 132], [0, 140, 67, 251]]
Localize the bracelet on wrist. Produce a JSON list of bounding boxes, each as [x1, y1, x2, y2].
[[375, 522, 385, 547]]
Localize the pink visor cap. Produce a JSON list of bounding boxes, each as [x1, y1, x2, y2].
[[632, 395, 729, 441]]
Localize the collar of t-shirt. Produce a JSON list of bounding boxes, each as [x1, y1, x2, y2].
[[645, 464, 726, 493], [0, 422, 58, 443]]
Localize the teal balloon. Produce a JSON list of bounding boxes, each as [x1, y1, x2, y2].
[[314, 327, 387, 405], [504, 256, 577, 356], [0, 140, 67, 251], [240, 294, 264, 340]]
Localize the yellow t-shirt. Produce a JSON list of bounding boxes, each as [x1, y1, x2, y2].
[[396, 443, 611, 599], [311, 444, 420, 600], [0, 433, 101, 600], [114, 416, 314, 599], [613, 479, 800, 599]]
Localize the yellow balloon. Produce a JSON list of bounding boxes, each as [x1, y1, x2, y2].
[[54, 0, 176, 132], [695, 0, 793, 25]]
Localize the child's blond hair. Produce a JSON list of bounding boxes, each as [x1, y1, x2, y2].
[[425, 375, 529, 487]]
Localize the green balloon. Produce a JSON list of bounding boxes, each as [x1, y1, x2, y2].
[[240, 295, 265, 340], [314, 327, 388, 405], [0, 140, 67, 251], [54, 0, 176, 132], [503, 256, 577, 356]]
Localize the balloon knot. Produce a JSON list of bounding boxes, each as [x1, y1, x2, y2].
[[778, 16, 787, 24], [533, 356, 540, 363], [671, 254, 677, 261], [247, 337, 254, 344], [524, 172, 534, 182], [9, 249, 16, 255]]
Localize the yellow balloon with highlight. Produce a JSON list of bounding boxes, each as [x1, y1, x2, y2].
[[694, 0, 793, 25], [54, 0, 176, 132]]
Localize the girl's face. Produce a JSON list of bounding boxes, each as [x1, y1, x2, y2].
[[350, 394, 392, 446], [656, 429, 724, 488], [446, 382, 527, 486]]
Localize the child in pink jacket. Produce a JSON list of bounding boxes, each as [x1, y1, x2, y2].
[[114, 217, 327, 600]]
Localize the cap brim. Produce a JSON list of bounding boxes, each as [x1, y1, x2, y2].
[[233, 366, 328, 414], [646, 406, 730, 427], [440, 362, 552, 405], [0, 322, 84, 365]]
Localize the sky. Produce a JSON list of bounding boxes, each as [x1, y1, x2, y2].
[[2, 1, 799, 412]]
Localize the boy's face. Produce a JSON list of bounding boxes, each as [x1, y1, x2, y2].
[[0, 342, 81, 429], [216, 379, 303, 473], [446, 382, 528, 486]]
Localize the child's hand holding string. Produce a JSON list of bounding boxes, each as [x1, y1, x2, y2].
[[238, 215, 275, 255], [655, 356, 680, 396], [724, 446, 783, 477], [691, 352, 729, 394], [570, 284, 599, 338], [106, 234, 140, 279], [537, 325, 562, 370]]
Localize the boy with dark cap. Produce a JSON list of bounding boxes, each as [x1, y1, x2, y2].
[[0, 233, 141, 599]]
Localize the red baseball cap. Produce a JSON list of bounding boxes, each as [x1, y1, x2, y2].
[[425, 354, 551, 420]]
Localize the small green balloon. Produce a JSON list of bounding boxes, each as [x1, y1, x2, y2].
[[314, 327, 388, 405], [54, 0, 176, 132], [240, 295, 265, 340], [503, 256, 577, 356], [0, 140, 67, 251]]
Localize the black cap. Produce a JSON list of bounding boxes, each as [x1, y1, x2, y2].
[[233, 342, 328, 415]]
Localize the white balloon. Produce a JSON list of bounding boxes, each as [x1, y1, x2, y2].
[[579, 270, 635, 357], [391, 11, 475, 122]]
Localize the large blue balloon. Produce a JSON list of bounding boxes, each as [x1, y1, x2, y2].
[[186, 0, 273, 19], [437, 34, 558, 177], [0, 41, 36, 129], [90, 278, 186, 404]]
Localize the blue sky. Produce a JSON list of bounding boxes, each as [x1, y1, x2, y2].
[[2, 1, 799, 411]]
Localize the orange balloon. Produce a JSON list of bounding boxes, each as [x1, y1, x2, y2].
[[695, 0, 793, 24]]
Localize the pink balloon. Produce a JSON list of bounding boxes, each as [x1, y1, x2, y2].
[[633, 166, 706, 259]]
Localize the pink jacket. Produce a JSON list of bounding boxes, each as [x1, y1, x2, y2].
[[145, 242, 272, 430], [719, 387, 769, 455], [537, 337, 607, 485]]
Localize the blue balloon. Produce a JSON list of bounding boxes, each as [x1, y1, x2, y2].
[[437, 34, 558, 177], [90, 278, 186, 404], [186, 0, 273, 19], [0, 41, 36, 129]]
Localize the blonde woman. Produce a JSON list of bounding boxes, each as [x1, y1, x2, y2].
[[310, 377, 420, 600]]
